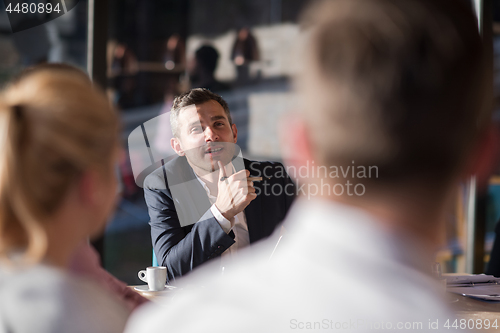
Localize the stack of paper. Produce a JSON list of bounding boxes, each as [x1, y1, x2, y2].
[[446, 275, 500, 301]]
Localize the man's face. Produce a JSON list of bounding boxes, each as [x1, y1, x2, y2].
[[171, 100, 238, 174]]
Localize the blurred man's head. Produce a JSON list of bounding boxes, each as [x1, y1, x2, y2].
[[292, 0, 490, 196], [195, 45, 220, 75], [170, 88, 237, 174]]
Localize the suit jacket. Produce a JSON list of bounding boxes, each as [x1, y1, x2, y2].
[[144, 156, 295, 283]]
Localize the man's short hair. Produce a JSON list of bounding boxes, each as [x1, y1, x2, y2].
[[300, 0, 490, 187], [170, 88, 232, 138]]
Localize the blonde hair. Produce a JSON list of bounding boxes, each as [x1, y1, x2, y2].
[[0, 68, 119, 263]]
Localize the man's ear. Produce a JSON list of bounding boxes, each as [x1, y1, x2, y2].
[[279, 113, 314, 180], [171, 137, 185, 156], [463, 125, 499, 192], [231, 123, 238, 143]]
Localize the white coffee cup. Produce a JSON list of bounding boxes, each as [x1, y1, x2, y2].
[[138, 266, 167, 291]]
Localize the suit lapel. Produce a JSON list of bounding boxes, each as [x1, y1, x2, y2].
[[167, 157, 212, 227]]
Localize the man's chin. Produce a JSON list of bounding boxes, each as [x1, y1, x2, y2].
[[186, 158, 219, 175], [185, 151, 235, 175], [206, 157, 230, 173]]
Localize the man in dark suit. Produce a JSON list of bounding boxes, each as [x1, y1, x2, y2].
[[144, 88, 295, 283]]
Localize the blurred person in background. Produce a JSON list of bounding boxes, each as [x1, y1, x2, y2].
[[162, 34, 186, 71], [110, 43, 139, 109], [111, 43, 139, 76], [188, 45, 230, 92], [0, 68, 131, 332], [231, 27, 260, 85], [124, 0, 492, 331]]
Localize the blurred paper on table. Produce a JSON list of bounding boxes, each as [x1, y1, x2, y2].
[[448, 284, 500, 302], [445, 274, 500, 287]]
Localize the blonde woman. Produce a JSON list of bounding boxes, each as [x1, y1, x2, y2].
[[0, 68, 129, 332]]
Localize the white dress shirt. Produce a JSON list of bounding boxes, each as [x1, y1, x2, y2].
[[125, 198, 459, 333], [194, 170, 250, 267]]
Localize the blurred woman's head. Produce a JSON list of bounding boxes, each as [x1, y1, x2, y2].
[[0, 65, 120, 265]]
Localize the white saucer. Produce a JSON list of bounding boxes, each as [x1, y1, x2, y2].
[[134, 285, 175, 293]]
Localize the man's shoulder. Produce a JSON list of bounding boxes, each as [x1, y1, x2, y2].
[[144, 156, 190, 190], [244, 159, 285, 168], [143, 165, 167, 190]]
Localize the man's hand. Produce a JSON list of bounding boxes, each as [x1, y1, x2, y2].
[[215, 161, 257, 222]]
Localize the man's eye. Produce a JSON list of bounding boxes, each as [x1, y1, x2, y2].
[[190, 127, 202, 133], [215, 122, 224, 127]]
